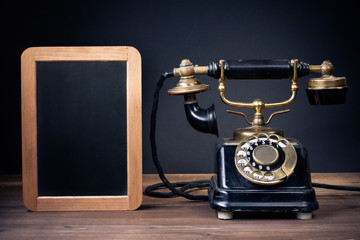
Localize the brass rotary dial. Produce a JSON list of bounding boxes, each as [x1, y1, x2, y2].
[[234, 133, 297, 185]]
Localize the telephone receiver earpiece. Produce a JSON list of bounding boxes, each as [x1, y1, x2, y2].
[[168, 59, 218, 136], [305, 61, 347, 105]]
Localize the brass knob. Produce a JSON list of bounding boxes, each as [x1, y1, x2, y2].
[[168, 59, 210, 95], [308, 61, 347, 90]]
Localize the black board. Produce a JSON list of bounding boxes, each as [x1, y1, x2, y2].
[[36, 61, 127, 196], [22, 46, 142, 211]]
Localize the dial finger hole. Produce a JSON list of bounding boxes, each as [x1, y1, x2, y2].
[[248, 136, 258, 143], [237, 150, 247, 158], [264, 172, 275, 180], [258, 133, 268, 141], [278, 140, 288, 148], [237, 159, 247, 166], [243, 166, 253, 174], [253, 171, 264, 179], [269, 135, 279, 143], [240, 142, 250, 150]]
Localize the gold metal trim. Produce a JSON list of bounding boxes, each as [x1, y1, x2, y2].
[[252, 145, 279, 166], [169, 59, 210, 95], [308, 60, 347, 90], [234, 133, 297, 185], [308, 76, 347, 89], [218, 59, 299, 128], [233, 125, 284, 140], [309, 60, 334, 76], [217, 59, 299, 110], [309, 65, 321, 74], [168, 81, 210, 95]]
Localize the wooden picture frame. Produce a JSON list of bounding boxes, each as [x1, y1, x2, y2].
[[21, 47, 142, 211]]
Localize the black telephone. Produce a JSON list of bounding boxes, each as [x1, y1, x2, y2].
[[148, 58, 348, 220]]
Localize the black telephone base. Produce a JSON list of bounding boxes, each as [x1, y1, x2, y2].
[[209, 176, 318, 212], [208, 138, 319, 219]]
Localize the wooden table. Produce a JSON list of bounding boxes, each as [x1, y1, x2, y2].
[[1, 173, 360, 239]]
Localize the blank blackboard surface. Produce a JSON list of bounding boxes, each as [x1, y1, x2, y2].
[[36, 61, 127, 196], [21, 47, 142, 211]]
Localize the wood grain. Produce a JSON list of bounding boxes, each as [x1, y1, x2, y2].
[[31, 46, 129, 61], [126, 47, 142, 210], [21, 48, 38, 211], [20, 46, 142, 211], [0, 173, 359, 239]]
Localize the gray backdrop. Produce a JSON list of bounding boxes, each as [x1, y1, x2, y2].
[[2, 0, 359, 174]]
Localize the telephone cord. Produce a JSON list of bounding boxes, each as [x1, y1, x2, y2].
[[148, 71, 209, 200], [145, 73, 360, 200]]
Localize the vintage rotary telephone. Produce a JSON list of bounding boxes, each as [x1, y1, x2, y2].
[[147, 58, 350, 220]]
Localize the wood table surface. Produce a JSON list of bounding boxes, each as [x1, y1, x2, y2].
[[1, 173, 360, 239]]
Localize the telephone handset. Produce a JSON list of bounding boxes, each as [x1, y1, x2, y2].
[[149, 58, 348, 219]]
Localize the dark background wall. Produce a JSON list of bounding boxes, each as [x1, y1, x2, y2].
[[2, 0, 359, 174]]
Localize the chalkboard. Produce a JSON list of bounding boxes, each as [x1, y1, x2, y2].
[[36, 61, 128, 196], [21, 47, 142, 211]]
